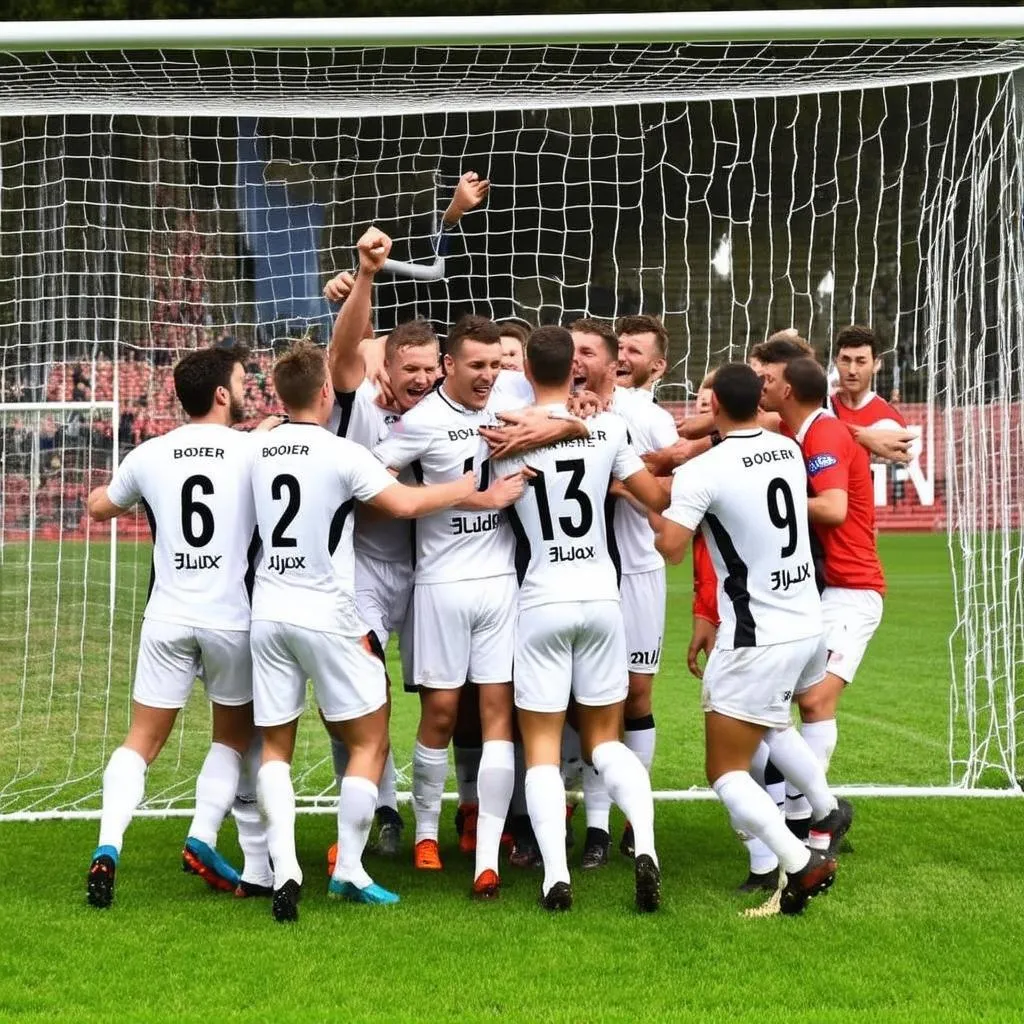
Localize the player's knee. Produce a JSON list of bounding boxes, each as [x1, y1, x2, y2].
[[420, 695, 459, 745], [798, 680, 841, 721], [624, 685, 652, 720]]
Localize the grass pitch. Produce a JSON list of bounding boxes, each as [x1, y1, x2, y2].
[[2, 533, 1023, 1022]]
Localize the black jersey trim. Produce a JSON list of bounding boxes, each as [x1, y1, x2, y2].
[[333, 389, 357, 437], [244, 527, 261, 602], [703, 512, 756, 647], [604, 481, 623, 588], [505, 503, 531, 586], [327, 499, 356, 556], [141, 498, 157, 601]]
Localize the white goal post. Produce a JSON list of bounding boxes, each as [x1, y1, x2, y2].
[[0, 9, 1022, 820]]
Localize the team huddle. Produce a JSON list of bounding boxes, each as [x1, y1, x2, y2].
[[83, 179, 912, 923]]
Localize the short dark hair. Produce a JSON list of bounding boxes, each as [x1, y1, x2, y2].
[[497, 320, 530, 346], [783, 357, 829, 405], [712, 362, 763, 422], [615, 314, 670, 359], [526, 326, 574, 387], [836, 324, 878, 358], [173, 344, 249, 418], [272, 339, 326, 411], [749, 336, 816, 366], [385, 319, 438, 363], [568, 317, 618, 362], [447, 314, 501, 357]]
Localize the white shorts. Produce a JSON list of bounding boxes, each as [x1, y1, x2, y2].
[[702, 635, 827, 729], [620, 567, 666, 676], [822, 587, 884, 684], [514, 601, 628, 713], [133, 618, 252, 710], [354, 553, 413, 650], [412, 575, 517, 689], [250, 619, 387, 727]]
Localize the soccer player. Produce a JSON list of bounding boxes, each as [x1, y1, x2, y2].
[[497, 320, 529, 373], [758, 355, 883, 839], [568, 318, 678, 868], [614, 314, 670, 394], [493, 325, 669, 911], [84, 345, 268, 909], [323, 227, 444, 855], [654, 363, 849, 916], [373, 315, 586, 897], [249, 340, 474, 922], [830, 325, 907, 431]]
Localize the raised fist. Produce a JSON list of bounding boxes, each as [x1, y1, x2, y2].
[[323, 271, 356, 303], [357, 226, 392, 274], [451, 171, 490, 216]]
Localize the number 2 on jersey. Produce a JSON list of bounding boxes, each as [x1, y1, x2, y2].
[[270, 474, 301, 548], [766, 477, 797, 557], [527, 458, 594, 541]]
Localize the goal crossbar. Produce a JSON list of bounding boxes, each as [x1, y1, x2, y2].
[[5, 9, 1024, 52]]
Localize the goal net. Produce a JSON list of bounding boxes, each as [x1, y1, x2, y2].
[[1, 17, 1022, 815]]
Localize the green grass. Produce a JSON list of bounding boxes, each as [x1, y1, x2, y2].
[[1, 534, 957, 815], [2, 533, 1023, 1022]]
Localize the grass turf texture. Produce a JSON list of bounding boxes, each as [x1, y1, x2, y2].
[[2, 533, 1021, 1020], [0, 533, 961, 812]]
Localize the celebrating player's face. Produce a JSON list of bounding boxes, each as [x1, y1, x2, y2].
[[617, 332, 664, 389], [752, 360, 786, 413], [572, 331, 615, 392], [388, 344, 439, 413], [500, 336, 524, 372], [835, 344, 876, 399], [444, 338, 501, 410]]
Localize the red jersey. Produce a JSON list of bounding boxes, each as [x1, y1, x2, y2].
[[794, 408, 885, 595], [691, 531, 719, 625], [830, 391, 906, 430]]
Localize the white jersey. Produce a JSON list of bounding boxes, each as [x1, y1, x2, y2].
[[492, 369, 535, 404], [610, 386, 679, 574], [373, 383, 526, 584], [250, 422, 398, 636], [495, 409, 643, 611], [106, 423, 256, 632], [664, 427, 821, 650], [329, 380, 410, 564]]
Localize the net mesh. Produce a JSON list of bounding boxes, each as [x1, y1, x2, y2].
[[0, 39, 1022, 813]]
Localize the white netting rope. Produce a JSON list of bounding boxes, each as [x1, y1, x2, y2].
[[0, 41, 1021, 814]]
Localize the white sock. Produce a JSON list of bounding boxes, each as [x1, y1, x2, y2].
[[623, 715, 656, 774], [330, 736, 349, 792], [582, 764, 612, 833], [257, 759, 302, 889], [744, 741, 779, 873], [591, 741, 657, 864], [97, 746, 147, 855], [526, 764, 570, 896], [801, 719, 838, 774], [454, 743, 482, 806], [510, 741, 528, 817], [188, 742, 242, 847], [560, 724, 583, 790], [785, 785, 812, 822], [712, 770, 810, 875], [334, 776, 377, 890], [412, 742, 449, 843], [475, 740, 514, 878], [766, 726, 838, 821], [376, 750, 398, 813], [233, 739, 272, 887]]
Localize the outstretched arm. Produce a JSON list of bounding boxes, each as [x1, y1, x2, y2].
[[367, 472, 476, 519], [326, 227, 392, 394], [87, 487, 130, 523]]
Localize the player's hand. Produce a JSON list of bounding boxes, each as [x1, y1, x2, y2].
[[858, 427, 914, 464], [456, 470, 476, 499], [567, 389, 605, 418], [450, 171, 490, 217], [359, 337, 395, 408], [687, 617, 716, 679], [356, 226, 392, 275], [485, 471, 526, 509], [254, 414, 286, 432], [323, 270, 356, 303], [478, 409, 552, 459]]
